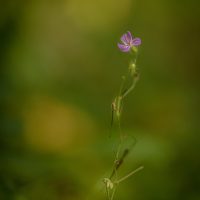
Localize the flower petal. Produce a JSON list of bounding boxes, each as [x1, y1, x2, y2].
[[131, 38, 141, 46], [121, 31, 133, 45], [118, 43, 131, 52], [120, 34, 128, 44], [126, 31, 133, 42]]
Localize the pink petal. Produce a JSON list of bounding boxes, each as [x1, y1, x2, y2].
[[120, 34, 128, 44], [126, 31, 133, 41], [118, 43, 131, 52], [131, 38, 141, 46], [121, 31, 133, 45]]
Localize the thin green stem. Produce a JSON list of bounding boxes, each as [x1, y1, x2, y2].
[[105, 45, 141, 200], [110, 186, 117, 200], [115, 166, 144, 184], [106, 186, 110, 200], [122, 74, 139, 99]]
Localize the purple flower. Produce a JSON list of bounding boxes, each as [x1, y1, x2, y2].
[[118, 31, 141, 52]]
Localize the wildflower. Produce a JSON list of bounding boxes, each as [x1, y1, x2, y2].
[[118, 31, 141, 52]]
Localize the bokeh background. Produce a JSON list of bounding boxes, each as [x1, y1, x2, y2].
[[1, 0, 200, 200]]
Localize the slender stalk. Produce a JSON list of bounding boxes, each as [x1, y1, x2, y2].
[[115, 166, 144, 184], [103, 31, 142, 200], [106, 186, 110, 200], [122, 73, 139, 99], [110, 187, 117, 200]]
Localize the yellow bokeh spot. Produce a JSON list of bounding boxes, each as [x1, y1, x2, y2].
[[23, 96, 96, 154]]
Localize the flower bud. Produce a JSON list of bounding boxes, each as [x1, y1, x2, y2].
[[103, 178, 114, 189], [131, 45, 138, 53], [129, 62, 136, 75]]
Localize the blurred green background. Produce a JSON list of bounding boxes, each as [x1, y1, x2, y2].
[[0, 0, 200, 199]]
